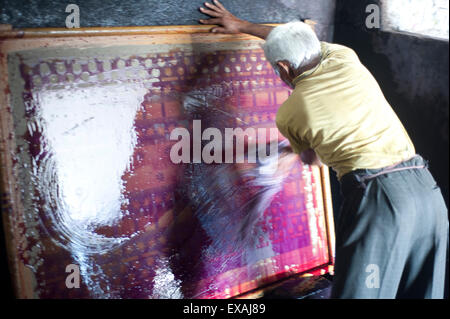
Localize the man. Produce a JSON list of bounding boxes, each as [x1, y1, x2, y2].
[[199, 0, 448, 299]]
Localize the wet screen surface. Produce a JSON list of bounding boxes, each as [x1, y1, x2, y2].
[[5, 39, 331, 298]]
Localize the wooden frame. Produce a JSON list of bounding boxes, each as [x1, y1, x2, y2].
[[0, 23, 333, 299]]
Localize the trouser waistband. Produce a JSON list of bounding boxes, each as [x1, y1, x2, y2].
[[339, 155, 429, 196]]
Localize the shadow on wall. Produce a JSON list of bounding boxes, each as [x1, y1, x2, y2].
[[0, 0, 335, 41]]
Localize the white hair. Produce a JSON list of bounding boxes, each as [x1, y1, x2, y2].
[[262, 21, 321, 72]]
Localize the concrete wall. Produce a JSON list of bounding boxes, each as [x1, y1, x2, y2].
[[1, 0, 336, 41]]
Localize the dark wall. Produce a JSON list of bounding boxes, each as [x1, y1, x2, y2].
[[0, 0, 336, 41]]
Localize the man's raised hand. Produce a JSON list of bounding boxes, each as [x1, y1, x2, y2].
[[199, 0, 274, 39], [199, 0, 250, 34]]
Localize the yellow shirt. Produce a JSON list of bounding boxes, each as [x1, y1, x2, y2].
[[276, 42, 415, 179]]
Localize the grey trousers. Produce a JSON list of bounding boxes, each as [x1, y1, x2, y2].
[[331, 155, 449, 299]]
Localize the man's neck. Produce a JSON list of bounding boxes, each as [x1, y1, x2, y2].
[[294, 55, 322, 78]]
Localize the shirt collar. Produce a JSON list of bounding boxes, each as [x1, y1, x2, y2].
[[292, 42, 328, 86]]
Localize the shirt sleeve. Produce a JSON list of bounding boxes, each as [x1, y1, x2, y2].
[[276, 121, 310, 155], [324, 42, 360, 63]]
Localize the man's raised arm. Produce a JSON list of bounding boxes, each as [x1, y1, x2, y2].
[[199, 0, 274, 39]]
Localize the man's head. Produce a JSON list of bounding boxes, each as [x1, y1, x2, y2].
[[262, 21, 321, 88]]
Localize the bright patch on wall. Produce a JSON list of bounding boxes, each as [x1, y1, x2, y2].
[[381, 0, 449, 40]]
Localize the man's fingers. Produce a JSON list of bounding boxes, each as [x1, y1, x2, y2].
[[210, 26, 229, 34], [204, 1, 223, 12], [199, 7, 222, 17], [213, 0, 227, 11], [199, 18, 221, 25]]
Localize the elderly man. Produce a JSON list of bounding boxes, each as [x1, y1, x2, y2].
[[199, 0, 448, 299]]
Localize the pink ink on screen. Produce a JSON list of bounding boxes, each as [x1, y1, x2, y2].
[[5, 42, 332, 298]]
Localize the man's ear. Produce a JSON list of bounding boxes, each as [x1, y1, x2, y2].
[[276, 61, 290, 74]]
